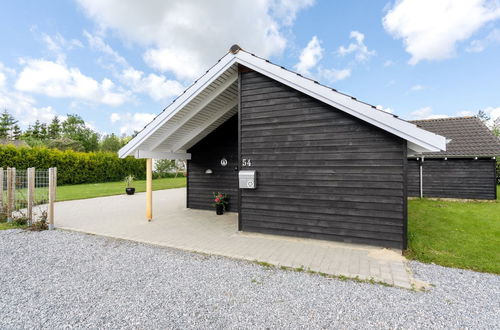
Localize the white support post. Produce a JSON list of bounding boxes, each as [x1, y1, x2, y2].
[[27, 167, 35, 225], [48, 167, 56, 230], [146, 159, 153, 221]]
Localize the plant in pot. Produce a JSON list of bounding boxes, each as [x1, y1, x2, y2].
[[124, 175, 136, 195], [212, 192, 229, 215]]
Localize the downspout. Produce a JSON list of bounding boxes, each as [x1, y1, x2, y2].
[[419, 156, 424, 198]]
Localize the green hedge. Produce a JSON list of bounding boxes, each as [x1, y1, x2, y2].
[[0, 145, 146, 185]]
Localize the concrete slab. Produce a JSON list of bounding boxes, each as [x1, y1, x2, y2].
[[55, 188, 416, 289]]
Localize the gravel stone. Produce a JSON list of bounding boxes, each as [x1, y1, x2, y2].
[[0, 229, 498, 329]]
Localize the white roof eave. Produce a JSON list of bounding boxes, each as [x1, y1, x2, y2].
[[119, 49, 446, 159]]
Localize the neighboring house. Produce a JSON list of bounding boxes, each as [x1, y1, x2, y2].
[[119, 45, 446, 249], [408, 117, 500, 200]]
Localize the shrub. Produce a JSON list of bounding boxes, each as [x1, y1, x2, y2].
[[0, 145, 146, 185], [12, 216, 28, 226], [28, 219, 48, 231]]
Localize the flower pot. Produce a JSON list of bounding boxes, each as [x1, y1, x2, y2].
[[216, 204, 224, 215], [125, 187, 136, 195]]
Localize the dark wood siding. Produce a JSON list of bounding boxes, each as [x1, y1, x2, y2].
[[407, 158, 497, 200], [239, 71, 407, 249], [407, 159, 420, 197], [187, 115, 239, 211]]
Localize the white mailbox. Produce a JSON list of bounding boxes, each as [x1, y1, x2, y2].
[[239, 170, 256, 189]]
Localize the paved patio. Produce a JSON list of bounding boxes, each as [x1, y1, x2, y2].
[[55, 188, 416, 289]]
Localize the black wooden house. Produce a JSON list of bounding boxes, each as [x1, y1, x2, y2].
[[408, 117, 500, 200], [119, 45, 446, 249]]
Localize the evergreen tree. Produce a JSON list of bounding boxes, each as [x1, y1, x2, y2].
[[11, 124, 22, 140], [0, 109, 18, 139], [31, 120, 42, 139], [48, 116, 61, 139], [23, 125, 33, 138], [40, 123, 48, 140]]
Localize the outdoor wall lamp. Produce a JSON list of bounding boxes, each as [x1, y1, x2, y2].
[[205, 169, 213, 174]]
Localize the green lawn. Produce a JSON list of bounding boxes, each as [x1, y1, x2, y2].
[[0, 222, 26, 230], [406, 185, 500, 274], [56, 177, 187, 202]]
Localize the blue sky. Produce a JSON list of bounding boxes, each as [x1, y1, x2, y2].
[[0, 0, 499, 135]]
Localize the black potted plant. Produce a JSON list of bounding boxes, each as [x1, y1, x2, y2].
[[212, 192, 229, 215], [125, 175, 136, 195]]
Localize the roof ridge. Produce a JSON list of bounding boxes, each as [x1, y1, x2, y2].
[[410, 116, 477, 122]]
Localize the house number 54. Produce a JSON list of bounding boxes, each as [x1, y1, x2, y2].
[[242, 158, 252, 167]]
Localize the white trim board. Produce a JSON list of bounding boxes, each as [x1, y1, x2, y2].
[[119, 50, 446, 159]]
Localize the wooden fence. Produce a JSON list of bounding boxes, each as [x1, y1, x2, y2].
[[0, 167, 57, 228]]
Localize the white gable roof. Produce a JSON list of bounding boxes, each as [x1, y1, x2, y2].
[[119, 47, 446, 159]]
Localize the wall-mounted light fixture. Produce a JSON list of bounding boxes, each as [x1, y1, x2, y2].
[[205, 169, 213, 174]]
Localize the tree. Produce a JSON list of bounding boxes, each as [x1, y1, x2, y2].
[[492, 117, 500, 138], [0, 109, 18, 139], [476, 110, 490, 122], [40, 123, 48, 140], [154, 159, 176, 178], [62, 114, 100, 152], [48, 116, 61, 139], [100, 133, 123, 152], [31, 120, 42, 139], [11, 124, 22, 140]]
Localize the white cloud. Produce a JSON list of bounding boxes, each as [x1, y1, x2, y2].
[[0, 62, 56, 126], [293, 34, 352, 83], [318, 67, 351, 82], [409, 106, 449, 120], [483, 106, 500, 127], [77, 0, 313, 81], [337, 31, 375, 61], [15, 59, 129, 106], [269, 0, 315, 26], [0, 72, 5, 89], [83, 30, 128, 67], [42, 33, 83, 60], [410, 84, 425, 91], [110, 113, 121, 123], [294, 36, 323, 76], [383, 60, 394, 67], [109, 112, 156, 135], [456, 110, 474, 117], [467, 28, 500, 52], [120, 67, 185, 101], [383, 0, 500, 64], [376, 105, 394, 114]]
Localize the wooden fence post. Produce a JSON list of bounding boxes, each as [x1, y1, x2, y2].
[[0, 168, 3, 214], [48, 167, 56, 230], [6, 167, 14, 222], [27, 167, 35, 225]]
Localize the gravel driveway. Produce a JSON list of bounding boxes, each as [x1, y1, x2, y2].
[[0, 230, 498, 329]]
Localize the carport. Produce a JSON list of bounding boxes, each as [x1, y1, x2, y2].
[[118, 45, 446, 249]]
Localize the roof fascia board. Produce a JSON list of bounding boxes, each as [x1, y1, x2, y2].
[[148, 71, 238, 151], [118, 53, 237, 158], [235, 52, 446, 152]]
